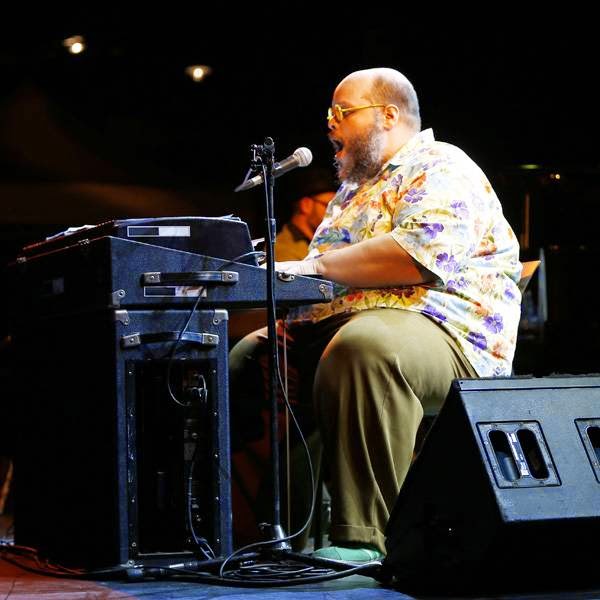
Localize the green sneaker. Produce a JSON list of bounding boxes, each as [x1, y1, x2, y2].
[[312, 544, 384, 563]]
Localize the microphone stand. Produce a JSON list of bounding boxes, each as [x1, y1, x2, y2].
[[254, 136, 289, 548]]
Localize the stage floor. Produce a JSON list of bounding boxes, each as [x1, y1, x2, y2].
[[2, 515, 600, 600]]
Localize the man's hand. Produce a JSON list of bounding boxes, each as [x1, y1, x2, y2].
[[275, 258, 323, 276]]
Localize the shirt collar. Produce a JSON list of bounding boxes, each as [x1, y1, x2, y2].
[[386, 128, 435, 169]]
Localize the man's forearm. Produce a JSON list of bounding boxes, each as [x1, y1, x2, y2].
[[313, 234, 434, 288]]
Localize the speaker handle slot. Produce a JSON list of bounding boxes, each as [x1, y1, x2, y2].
[[489, 430, 520, 482], [587, 426, 600, 463], [576, 420, 600, 483], [517, 428, 549, 479]]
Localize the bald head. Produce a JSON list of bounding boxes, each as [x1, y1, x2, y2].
[[328, 68, 422, 184], [337, 68, 421, 132]]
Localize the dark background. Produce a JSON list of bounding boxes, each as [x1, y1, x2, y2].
[[1, 17, 599, 375]]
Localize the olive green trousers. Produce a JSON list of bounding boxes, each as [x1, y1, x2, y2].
[[229, 308, 477, 553]]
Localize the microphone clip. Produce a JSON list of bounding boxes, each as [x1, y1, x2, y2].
[[237, 138, 276, 192], [235, 141, 312, 193], [250, 137, 275, 169]]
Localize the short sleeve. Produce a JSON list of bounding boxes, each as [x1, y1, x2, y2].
[[389, 156, 485, 285]]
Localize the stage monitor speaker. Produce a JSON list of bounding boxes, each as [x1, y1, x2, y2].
[[384, 376, 600, 594], [13, 308, 232, 569]]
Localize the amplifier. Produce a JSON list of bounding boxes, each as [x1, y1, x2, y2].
[[13, 308, 232, 569]]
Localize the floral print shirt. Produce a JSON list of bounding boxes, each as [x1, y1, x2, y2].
[[290, 129, 522, 377]]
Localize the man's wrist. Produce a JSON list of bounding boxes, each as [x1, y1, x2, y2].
[[312, 255, 325, 276]]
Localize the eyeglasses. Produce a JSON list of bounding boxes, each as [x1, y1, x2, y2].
[[310, 196, 331, 207], [327, 103, 385, 125]]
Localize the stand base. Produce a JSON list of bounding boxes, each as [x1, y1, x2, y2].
[[257, 523, 291, 551]]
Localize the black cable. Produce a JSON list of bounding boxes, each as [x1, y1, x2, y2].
[[164, 560, 381, 587], [165, 249, 265, 408], [1, 546, 382, 587], [218, 250, 266, 269], [186, 437, 216, 560], [165, 294, 204, 407], [276, 320, 317, 546], [214, 330, 319, 580], [165, 249, 263, 554]]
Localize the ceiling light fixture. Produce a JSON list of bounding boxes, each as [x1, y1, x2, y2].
[[185, 65, 212, 82], [63, 35, 86, 55]]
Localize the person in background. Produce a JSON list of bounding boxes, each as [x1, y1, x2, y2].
[[274, 167, 336, 261]]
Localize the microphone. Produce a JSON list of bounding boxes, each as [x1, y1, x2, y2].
[[235, 147, 313, 192]]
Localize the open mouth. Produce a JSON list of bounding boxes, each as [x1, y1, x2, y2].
[[329, 136, 344, 156]]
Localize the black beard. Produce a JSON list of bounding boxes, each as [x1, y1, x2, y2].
[[335, 127, 386, 185]]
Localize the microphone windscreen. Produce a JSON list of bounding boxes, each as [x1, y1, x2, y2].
[[293, 147, 313, 167]]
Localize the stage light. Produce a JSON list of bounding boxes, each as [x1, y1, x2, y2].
[[185, 65, 212, 82], [63, 35, 86, 55]]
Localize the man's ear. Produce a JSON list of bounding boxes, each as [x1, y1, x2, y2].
[[383, 104, 400, 129]]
